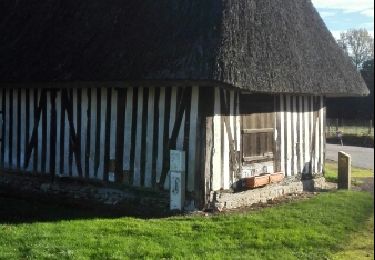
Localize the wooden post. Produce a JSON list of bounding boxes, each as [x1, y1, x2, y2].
[[338, 151, 351, 190]]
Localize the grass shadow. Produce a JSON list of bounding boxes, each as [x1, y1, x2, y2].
[[0, 192, 174, 224]]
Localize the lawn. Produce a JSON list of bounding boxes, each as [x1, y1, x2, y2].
[[0, 191, 373, 260], [332, 215, 374, 260], [325, 161, 374, 184]]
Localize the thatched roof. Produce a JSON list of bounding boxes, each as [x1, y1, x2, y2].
[[0, 0, 369, 96]]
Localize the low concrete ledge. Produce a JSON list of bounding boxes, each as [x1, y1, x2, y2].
[[211, 177, 327, 211]]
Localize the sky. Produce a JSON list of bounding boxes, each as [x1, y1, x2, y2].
[[312, 0, 374, 39]]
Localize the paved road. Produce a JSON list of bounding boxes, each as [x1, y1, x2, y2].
[[326, 144, 374, 171]]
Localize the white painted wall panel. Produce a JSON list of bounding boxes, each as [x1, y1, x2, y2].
[[212, 88, 222, 191], [133, 87, 143, 187], [145, 87, 155, 188], [188, 86, 199, 192]]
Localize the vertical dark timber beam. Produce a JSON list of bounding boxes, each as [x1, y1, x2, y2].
[[220, 88, 236, 184], [33, 89, 39, 172], [160, 87, 171, 185], [41, 91, 48, 173], [183, 87, 192, 186], [115, 88, 126, 183], [140, 88, 149, 186], [85, 88, 91, 178], [159, 87, 187, 189], [50, 90, 57, 179], [103, 88, 112, 182], [59, 90, 65, 175], [25, 89, 30, 166], [309, 97, 319, 177], [94, 88, 101, 178], [1, 89, 6, 166], [68, 89, 73, 176], [200, 87, 214, 208], [17, 89, 21, 168], [24, 89, 46, 170], [8, 89, 13, 167], [129, 88, 139, 185], [61, 89, 83, 177], [152, 88, 161, 187]]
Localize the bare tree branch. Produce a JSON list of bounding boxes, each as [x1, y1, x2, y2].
[[338, 28, 374, 69]]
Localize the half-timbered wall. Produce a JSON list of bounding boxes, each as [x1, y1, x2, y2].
[[0, 86, 201, 192], [207, 89, 326, 192], [277, 95, 326, 177]]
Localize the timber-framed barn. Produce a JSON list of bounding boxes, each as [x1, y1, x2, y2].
[[0, 1, 369, 209]]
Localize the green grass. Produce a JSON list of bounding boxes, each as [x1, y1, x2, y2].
[[331, 215, 374, 260], [326, 126, 374, 137], [0, 191, 373, 259], [325, 161, 374, 184]]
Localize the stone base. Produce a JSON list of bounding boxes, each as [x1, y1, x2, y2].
[[210, 177, 328, 211]]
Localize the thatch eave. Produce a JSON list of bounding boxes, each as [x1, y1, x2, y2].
[[0, 0, 369, 97]]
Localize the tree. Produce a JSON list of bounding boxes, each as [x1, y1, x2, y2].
[[339, 29, 374, 69]]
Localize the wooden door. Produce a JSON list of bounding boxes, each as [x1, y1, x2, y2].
[[240, 94, 275, 175]]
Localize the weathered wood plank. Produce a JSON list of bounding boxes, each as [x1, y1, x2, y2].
[[156, 87, 165, 183], [229, 90, 236, 181], [242, 128, 274, 134], [162, 87, 171, 190], [123, 87, 133, 171]]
